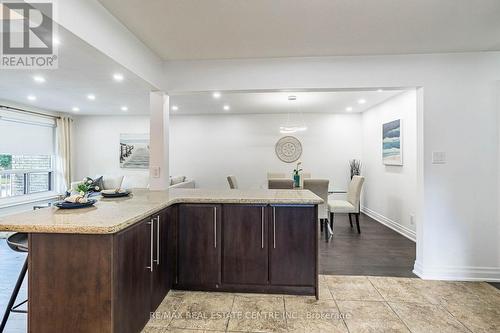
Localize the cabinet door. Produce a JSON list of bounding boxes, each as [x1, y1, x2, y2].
[[223, 205, 268, 285], [177, 204, 221, 288], [150, 209, 170, 311], [270, 206, 316, 286], [114, 218, 153, 333]]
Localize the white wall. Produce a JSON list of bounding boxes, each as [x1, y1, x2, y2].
[[73, 115, 150, 188], [361, 90, 417, 241], [170, 113, 362, 190], [164, 52, 500, 281]]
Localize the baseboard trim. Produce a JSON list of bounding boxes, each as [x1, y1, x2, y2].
[[361, 206, 416, 242], [413, 261, 500, 282]]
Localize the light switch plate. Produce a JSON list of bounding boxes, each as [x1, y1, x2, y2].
[[151, 166, 160, 178], [432, 152, 446, 164]]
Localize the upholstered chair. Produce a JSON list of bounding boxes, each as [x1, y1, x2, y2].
[[328, 176, 365, 233], [227, 175, 238, 189], [267, 172, 286, 179], [268, 178, 294, 189], [303, 179, 333, 240]]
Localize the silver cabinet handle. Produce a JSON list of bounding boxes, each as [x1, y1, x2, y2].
[[156, 215, 160, 266], [273, 207, 276, 249], [261, 207, 264, 249], [146, 219, 154, 272], [214, 207, 217, 248]]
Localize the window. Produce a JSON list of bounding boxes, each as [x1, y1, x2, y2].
[[0, 108, 56, 199]]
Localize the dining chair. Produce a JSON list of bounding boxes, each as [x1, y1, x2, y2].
[[267, 172, 286, 179], [268, 178, 294, 189], [227, 175, 238, 189], [303, 179, 333, 241], [328, 176, 365, 233]]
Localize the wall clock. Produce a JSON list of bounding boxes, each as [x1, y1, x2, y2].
[[275, 136, 302, 163]]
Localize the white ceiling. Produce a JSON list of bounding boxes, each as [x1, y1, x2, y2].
[[170, 89, 405, 115], [98, 0, 500, 60], [0, 26, 155, 116]]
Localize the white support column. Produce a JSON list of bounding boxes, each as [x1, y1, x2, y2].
[[149, 91, 170, 190]]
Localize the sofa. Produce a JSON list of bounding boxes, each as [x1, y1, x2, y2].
[[70, 175, 195, 192]]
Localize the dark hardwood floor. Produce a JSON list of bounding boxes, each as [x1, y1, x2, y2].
[[320, 213, 417, 277]]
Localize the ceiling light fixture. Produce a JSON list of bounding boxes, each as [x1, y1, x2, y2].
[[279, 96, 308, 134], [33, 75, 45, 83], [27, 95, 37, 101], [53, 37, 61, 45], [212, 92, 221, 99], [121, 106, 128, 111], [113, 73, 124, 82], [171, 105, 179, 111], [357, 99, 366, 104], [223, 105, 230, 111], [87, 94, 96, 100], [346, 107, 353, 112], [72, 107, 80, 112], [377, 89, 383, 92]]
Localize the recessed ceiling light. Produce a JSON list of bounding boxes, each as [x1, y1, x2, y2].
[[53, 37, 61, 45], [33, 75, 45, 83], [171, 105, 179, 111], [223, 105, 230, 111], [27, 95, 36, 101], [87, 94, 96, 100], [212, 92, 221, 99], [346, 107, 353, 112], [357, 99, 366, 104], [113, 73, 124, 82], [121, 106, 128, 111], [72, 107, 80, 112], [377, 89, 384, 92]]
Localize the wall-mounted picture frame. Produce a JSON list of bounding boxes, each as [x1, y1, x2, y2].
[[119, 133, 150, 169], [382, 119, 403, 165]]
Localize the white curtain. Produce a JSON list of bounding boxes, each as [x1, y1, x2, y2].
[[56, 116, 72, 192]]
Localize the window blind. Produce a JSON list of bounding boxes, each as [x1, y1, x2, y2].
[[0, 108, 56, 155]]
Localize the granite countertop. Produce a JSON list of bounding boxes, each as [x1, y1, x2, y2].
[[0, 188, 322, 234]]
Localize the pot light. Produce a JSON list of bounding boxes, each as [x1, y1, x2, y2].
[[377, 89, 383, 92], [33, 75, 45, 83], [72, 107, 80, 112], [223, 105, 230, 111], [357, 99, 366, 104], [113, 73, 124, 82], [171, 105, 179, 111], [53, 37, 61, 46], [346, 107, 353, 112], [121, 106, 128, 112], [212, 92, 221, 99], [27, 95, 37, 101], [87, 94, 96, 100]]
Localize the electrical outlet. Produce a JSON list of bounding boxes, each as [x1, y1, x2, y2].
[[410, 214, 415, 226]]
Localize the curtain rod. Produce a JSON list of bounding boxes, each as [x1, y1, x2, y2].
[[0, 104, 61, 120]]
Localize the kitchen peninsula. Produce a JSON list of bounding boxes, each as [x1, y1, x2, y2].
[[0, 188, 322, 333]]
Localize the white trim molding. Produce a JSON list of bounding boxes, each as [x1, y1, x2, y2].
[[413, 261, 500, 282], [361, 206, 416, 242]]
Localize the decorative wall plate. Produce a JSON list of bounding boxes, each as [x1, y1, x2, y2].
[[275, 136, 302, 163]]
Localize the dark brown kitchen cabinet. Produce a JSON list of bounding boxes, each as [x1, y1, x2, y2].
[[269, 205, 316, 286], [177, 204, 222, 289], [222, 205, 269, 285], [114, 218, 153, 333], [150, 208, 171, 311]]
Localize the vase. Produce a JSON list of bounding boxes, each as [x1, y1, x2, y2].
[[293, 174, 300, 188]]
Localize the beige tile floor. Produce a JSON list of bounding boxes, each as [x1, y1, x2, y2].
[[143, 275, 500, 333]]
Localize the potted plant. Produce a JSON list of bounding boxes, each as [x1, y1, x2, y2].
[[75, 177, 100, 197], [293, 161, 303, 188]]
